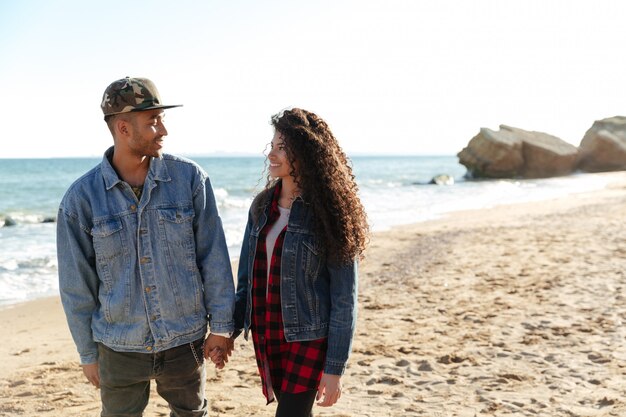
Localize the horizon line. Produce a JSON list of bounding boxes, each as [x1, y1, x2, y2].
[[0, 153, 459, 160]]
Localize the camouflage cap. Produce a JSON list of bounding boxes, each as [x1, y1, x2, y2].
[[100, 77, 182, 117]]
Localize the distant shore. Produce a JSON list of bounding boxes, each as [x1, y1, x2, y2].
[[1, 172, 626, 416]]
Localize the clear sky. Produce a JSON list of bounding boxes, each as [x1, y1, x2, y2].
[[2, 0, 626, 158]]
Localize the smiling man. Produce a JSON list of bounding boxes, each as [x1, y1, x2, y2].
[[57, 77, 235, 417]]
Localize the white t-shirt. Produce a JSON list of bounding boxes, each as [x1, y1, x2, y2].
[[265, 205, 290, 282]]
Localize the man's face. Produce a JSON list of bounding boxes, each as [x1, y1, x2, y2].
[[127, 109, 168, 158]]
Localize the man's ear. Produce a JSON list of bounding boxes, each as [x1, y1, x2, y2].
[[115, 117, 131, 137]]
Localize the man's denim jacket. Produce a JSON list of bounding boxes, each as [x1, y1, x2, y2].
[[233, 184, 358, 375], [57, 147, 235, 364]]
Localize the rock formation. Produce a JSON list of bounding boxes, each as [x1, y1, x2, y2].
[[457, 127, 524, 178], [458, 125, 578, 178], [577, 116, 626, 172]]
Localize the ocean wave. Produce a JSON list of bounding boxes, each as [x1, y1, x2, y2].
[[361, 179, 404, 188], [213, 187, 253, 210], [1, 212, 56, 226], [0, 276, 59, 305], [219, 198, 251, 210], [0, 256, 59, 306], [0, 259, 18, 271], [213, 187, 229, 200], [0, 256, 57, 272]]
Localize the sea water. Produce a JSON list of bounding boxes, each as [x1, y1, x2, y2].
[[0, 155, 616, 306]]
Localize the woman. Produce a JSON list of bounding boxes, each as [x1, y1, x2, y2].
[[216, 108, 368, 416]]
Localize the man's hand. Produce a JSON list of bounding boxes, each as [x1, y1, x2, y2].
[[224, 337, 234, 358], [203, 334, 231, 369], [316, 373, 342, 407], [207, 337, 235, 368], [81, 363, 100, 388]]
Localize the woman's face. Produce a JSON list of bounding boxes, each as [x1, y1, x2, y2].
[[268, 130, 294, 179]]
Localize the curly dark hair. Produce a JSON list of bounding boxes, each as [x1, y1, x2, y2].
[[263, 108, 369, 264]]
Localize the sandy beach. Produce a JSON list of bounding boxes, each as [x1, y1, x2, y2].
[[1, 173, 626, 417]]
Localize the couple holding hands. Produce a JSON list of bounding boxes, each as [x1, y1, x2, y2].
[[57, 77, 368, 417]]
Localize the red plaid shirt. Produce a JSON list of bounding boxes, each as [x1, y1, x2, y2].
[[251, 183, 327, 403]]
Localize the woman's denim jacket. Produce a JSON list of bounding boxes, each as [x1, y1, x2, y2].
[[233, 185, 358, 375], [57, 148, 235, 365]]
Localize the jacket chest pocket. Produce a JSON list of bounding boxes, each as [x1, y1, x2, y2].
[[91, 218, 125, 263], [157, 207, 195, 256], [301, 236, 322, 279], [158, 206, 194, 234]]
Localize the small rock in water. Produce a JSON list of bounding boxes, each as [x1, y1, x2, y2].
[[3, 216, 17, 227], [429, 174, 455, 185]]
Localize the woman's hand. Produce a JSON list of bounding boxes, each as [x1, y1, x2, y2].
[[206, 337, 235, 369], [316, 373, 342, 407], [207, 346, 224, 368]]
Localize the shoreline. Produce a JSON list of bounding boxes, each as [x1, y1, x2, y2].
[[1, 174, 626, 416]]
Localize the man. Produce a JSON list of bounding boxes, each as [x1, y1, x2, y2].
[[57, 77, 234, 417]]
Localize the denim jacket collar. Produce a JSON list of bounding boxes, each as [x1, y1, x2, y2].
[[101, 146, 172, 191], [256, 181, 311, 231]]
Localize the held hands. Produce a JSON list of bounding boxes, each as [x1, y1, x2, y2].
[[316, 373, 342, 407], [81, 363, 100, 388], [204, 334, 234, 369]]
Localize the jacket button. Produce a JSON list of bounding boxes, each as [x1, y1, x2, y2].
[[130, 205, 137, 211], [140, 257, 150, 264], [145, 346, 152, 351], [145, 287, 151, 293]]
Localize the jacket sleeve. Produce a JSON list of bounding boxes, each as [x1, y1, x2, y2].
[[324, 260, 359, 375], [232, 210, 253, 339], [57, 206, 100, 365], [193, 175, 235, 334]]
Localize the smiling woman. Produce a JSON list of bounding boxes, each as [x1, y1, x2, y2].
[[222, 108, 369, 417], [267, 132, 293, 182]]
